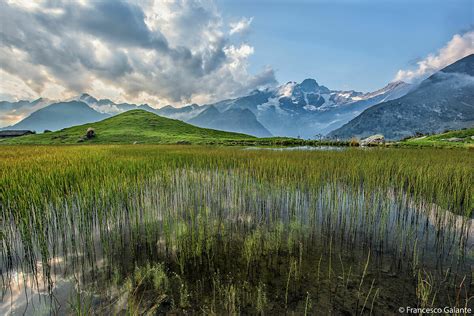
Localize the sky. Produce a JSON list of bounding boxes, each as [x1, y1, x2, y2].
[[218, 0, 473, 91], [0, 0, 472, 118]]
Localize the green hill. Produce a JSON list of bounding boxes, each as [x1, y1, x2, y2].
[[397, 128, 474, 148], [1, 110, 257, 145]]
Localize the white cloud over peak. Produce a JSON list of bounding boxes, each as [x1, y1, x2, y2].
[[229, 17, 253, 35], [0, 0, 275, 108], [394, 31, 474, 82]]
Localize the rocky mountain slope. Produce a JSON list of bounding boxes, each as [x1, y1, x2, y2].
[[329, 54, 474, 140]]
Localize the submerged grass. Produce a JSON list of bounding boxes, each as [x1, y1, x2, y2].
[[0, 145, 473, 314]]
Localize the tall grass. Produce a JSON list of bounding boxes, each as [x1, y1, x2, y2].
[[0, 145, 472, 314]]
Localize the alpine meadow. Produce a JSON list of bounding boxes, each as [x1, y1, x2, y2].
[[1, 0, 473, 315]]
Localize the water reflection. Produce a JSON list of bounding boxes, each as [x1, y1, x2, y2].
[[245, 145, 347, 151], [2, 169, 472, 314]]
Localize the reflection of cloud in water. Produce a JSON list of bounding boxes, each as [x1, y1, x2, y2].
[[0, 254, 111, 315], [1, 258, 76, 315], [425, 205, 473, 247]]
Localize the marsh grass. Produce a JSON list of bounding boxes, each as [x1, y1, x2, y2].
[[0, 145, 472, 314]]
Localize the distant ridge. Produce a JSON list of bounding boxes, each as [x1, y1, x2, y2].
[[3, 101, 109, 132], [188, 106, 272, 137]]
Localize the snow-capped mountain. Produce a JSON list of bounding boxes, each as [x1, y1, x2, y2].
[[204, 78, 413, 138]]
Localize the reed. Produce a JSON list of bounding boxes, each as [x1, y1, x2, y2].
[[0, 145, 472, 314]]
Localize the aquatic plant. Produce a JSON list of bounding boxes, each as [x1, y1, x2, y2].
[[0, 145, 472, 314]]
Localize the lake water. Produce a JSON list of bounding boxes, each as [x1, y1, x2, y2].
[[245, 145, 346, 151], [2, 168, 472, 314]]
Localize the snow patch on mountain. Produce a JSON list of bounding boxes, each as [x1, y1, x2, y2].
[[278, 82, 297, 98]]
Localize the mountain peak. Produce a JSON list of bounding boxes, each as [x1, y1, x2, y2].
[[7, 100, 109, 133], [372, 80, 409, 94], [97, 98, 114, 105], [79, 93, 98, 104], [300, 78, 319, 89], [299, 78, 319, 91], [202, 105, 220, 114]]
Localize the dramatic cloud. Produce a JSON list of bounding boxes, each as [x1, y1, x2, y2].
[[394, 31, 474, 82], [0, 0, 276, 110], [229, 17, 253, 35]]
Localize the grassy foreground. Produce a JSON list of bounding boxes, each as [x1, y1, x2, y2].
[[1, 145, 473, 314], [2, 145, 471, 215]]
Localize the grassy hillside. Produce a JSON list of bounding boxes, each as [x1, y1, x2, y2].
[[396, 128, 474, 148], [1, 110, 259, 145]]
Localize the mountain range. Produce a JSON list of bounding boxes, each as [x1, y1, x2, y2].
[[71, 79, 412, 138], [1, 54, 472, 140], [201, 79, 412, 138], [1, 79, 412, 137]]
